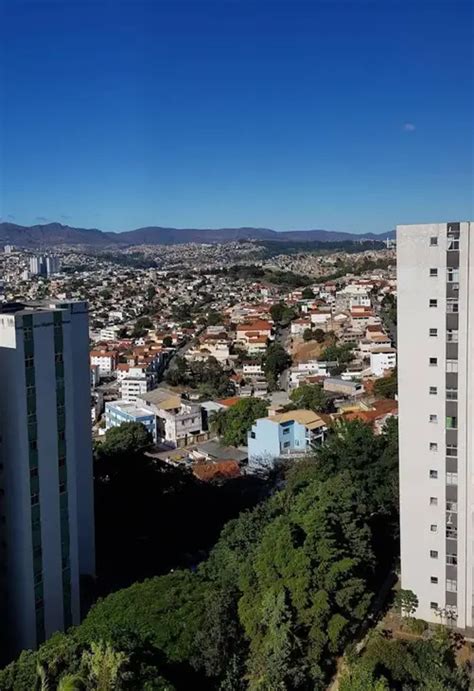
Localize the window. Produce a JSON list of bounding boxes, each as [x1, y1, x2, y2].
[[283, 428, 290, 435], [430, 268, 438, 277], [429, 299, 438, 308], [29, 440, 38, 451], [446, 360, 458, 373], [24, 356, 34, 369], [429, 357, 438, 367], [447, 330, 458, 343], [59, 482, 66, 494], [447, 579, 457, 593], [430, 497, 438, 506], [447, 555, 458, 566], [429, 328, 438, 337], [446, 388, 458, 401], [30, 468, 39, 479], [446, 444, 458, 457], [58, 456, 66, 468], [447, 268, 459, 282], [31, 493, 39, 506], [430, 524, 437, 532], [446, 526, 457, 539], [446, 416, 457, 429], [446, 501, 458, 512], [429, 442, 438, 451], [429, 414, 438, 423], [429, 470, 438, 479], [429, 386, 438, 395], [283, 441, 290, 448], [448, 239, 459, 250], [430, 237, 438, 246], [446, 472, 458, 485], [430, 601, 439, 609], [430, 550, 438, 559], [447, 300, 459, 313], [431, 576, 438, 584]]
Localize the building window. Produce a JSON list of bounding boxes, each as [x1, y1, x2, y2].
[[31, 493, 39, 506], [430, 601, 439, 609], [446, 444, 458, 457], [447, 300, 459, 313], [283, 441, 290, 448], [429, 470, 438, 479], [446, 360, 458, 373], [448, 239, 459, 250], [446, 501, 457, 512], [430, 497, 438, 506], [283, 428, 290, 435], [430, 550, 438, 559], [447, 330, 458, 343], [431, 576, 438, 584], [429, 357, 438, 367], [429, 386, 437, 395], [430, 524, 437, 532], [429, 328, 438, 337], [430, 268, 438, 277], [446, 416, 457, 429], [430, 237, 438, 246], [447, 555, 458, 566], [446, 388, 458, 401], [447, 268, 459, 282], [429, 414, 438, 423], [447, 579, 457, 593], [429, 299, 438, 308], [446, 472, 458, 485], [429, 442, 438, 451]]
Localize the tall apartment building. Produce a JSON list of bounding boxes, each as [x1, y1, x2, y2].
[[0, 301, 95, 656], [398, 221, 474, 629]]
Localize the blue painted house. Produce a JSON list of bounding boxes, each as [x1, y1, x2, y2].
[[248, 409, 328, 470]]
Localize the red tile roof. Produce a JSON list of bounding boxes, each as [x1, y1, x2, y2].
[[192, 460, 241, 481]]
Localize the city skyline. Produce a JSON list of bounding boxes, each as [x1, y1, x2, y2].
[[2, 0, 472, 233]]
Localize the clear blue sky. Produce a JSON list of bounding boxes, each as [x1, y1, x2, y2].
[[1, 0, 472, 234]]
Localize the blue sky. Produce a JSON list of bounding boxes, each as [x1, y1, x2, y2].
[[1, 0, 472, 234]]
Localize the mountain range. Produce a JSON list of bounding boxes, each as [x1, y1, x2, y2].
[[0, 222, 395, 247]]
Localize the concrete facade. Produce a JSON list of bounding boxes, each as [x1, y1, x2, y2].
[[398, 221, 474, 628], [0, 302, 95, 655]]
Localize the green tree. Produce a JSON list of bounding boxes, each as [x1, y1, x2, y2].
[[373, 369, 397, 399], [394, 588, 419, 618], [314, 328, 325, 343], [301, 287, 315, 300], [303, 328, 314, 342], [162, 335, 173, 348], [207, 310, 223, 326], [80, 641, 128, 691], [289, 384, 327, 413], [97, 422, 153, 461], [264, 343, 291, 389], [339, 664, 390, 691], [218, 398, 268, 446]]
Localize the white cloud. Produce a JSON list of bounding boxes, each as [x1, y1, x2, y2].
[[403, 122, 416, 132]]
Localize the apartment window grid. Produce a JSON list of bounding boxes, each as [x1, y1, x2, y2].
[[23, 315, 46, 645], [445, 225, 460, 617], [53, 312, 72, 629]]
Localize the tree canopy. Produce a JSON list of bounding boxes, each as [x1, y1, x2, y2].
[[211, 397, 268, 447], [0, 420, 413, 691], [289, 383, 327, 413]]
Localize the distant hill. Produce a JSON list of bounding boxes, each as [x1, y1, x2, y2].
[[0, 222, 396, 248]]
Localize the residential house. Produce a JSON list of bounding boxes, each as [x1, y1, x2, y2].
[[248, 409, 329, 470]]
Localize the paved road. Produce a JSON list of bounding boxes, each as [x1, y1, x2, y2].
[[275, 324, 291, 392]]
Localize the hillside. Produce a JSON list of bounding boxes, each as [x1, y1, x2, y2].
[[0, 222, 395, 248]]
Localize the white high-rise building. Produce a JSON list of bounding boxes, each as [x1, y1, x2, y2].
[[398, 221, 474, 629], [0, 301, 95, 655]]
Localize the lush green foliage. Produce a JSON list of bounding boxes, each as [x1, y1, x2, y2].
[[320, 342, 355, 372], [165, 355, 234, 398], [373, 369, 397, 399], [341, 629, 469, 691], [211, 397, 268, 446], [0, 420, 405, 690], [289, 383, 327, 413], [264, 343, 292, 389], [95, 422, 152, 465], [269, 302, 297, 326]]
